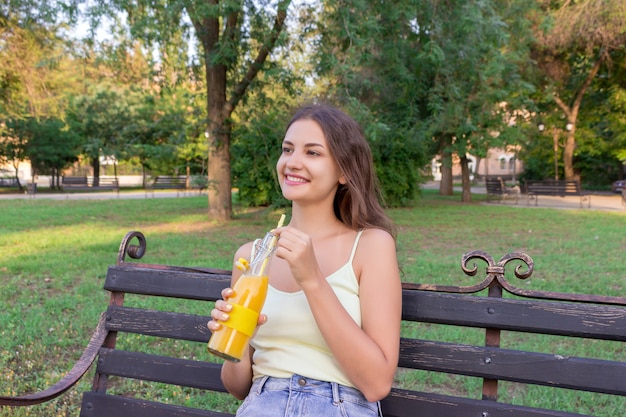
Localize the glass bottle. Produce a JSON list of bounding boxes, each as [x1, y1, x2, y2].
[[207, 215, 284, 362]]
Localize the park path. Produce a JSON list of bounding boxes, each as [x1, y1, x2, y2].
[[0, 190, 197, 200], [423, 181, 625, 212], [0, 184, 624, 212]]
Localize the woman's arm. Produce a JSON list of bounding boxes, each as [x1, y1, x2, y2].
[[274, 227, 402, 401]]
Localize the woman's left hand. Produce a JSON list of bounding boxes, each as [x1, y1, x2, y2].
[[272, 226, 321, 289]]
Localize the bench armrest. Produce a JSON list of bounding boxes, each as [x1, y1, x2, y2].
[[0, 313, 108, 407]]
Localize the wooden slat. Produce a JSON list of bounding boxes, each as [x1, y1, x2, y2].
[[80, 392, 233, 417], [381, 388, 587, 417], [398, 339, 626, 395], [402, 291, 626, 341], [105, 265, 230, 301], [105, 306, 211, 342], [95, 348, 227, 392]]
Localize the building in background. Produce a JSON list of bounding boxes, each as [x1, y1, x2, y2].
[[430, 146, 522, 183]]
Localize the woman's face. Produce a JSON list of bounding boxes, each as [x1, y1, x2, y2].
[[276, 119, 345, 204]]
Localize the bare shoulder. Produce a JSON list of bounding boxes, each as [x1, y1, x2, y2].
[[234, 241, 255, 260], [358, 228, 396, 251], [353, 228, 398, 281]]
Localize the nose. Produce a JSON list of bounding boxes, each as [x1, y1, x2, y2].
[[285, 150, 303, 169]]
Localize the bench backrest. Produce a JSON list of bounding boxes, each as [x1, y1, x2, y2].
[[154, 175, 187, 184], [485, 178, 505, 194], [526, 180, 581, 194], [0, 177, 18, 186], [63, 176, 89, 186], [61, 177, 118, 188], [82, 232, 626, 417]]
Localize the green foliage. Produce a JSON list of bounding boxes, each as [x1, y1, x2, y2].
[[23, 117, 81, 175], [420, 0, 535, 157], [314, 1, 432, 204], [65, 87, 131, 170], [0, 116, 81, 187], [120, 88, 192, 175], [230, 91, 293, 208], [344, 99, 427, 206], [315, 0, 536, 201], [518, 133, 557, 182]]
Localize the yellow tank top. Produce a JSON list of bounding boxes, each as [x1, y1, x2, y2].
[[249, 230, 363, 387]]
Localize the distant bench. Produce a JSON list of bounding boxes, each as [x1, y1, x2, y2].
[[525, 179, 590, 208], [0, 177, 18, 187], [2, 231, 625, 417], [62, 176, 120, 195], [485, 177, 519, 204], [146, 175, 188, 197]]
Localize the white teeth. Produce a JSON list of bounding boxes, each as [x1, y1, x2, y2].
[[286, 175, 306, 183]]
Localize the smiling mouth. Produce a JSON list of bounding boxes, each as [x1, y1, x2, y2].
[[285, 175, 308, 183]]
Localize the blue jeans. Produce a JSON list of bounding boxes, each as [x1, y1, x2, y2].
[[236, 374, 382, 417]]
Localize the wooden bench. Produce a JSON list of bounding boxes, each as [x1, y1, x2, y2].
[[0, 177, 18, 188], [525, 179, 590, 208], [1, 231, 625, 416], [485, 177, 519, 204], [62, 176, 120, 195], [146, 175, 188, 197]]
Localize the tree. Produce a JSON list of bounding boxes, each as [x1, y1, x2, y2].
[[89, 0, 293, 220], [66, 88, 131, 182], [0, 118, 29, 190], [314, 0, 430, 205], [312, 0, 534, 203], [421, 0, 534, 201], [0, 2, 80, 120], [25, 117, 82, 186], [532, 0, 626, 180], [0, 116, 80, 189], [121, 88, 193, 185]]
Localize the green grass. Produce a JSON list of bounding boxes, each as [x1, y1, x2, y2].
[[1, 190, 625, 416]]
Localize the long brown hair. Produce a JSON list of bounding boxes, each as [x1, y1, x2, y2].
[[285, 104, 396, 238]]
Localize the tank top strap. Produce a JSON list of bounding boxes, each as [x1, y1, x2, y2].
[[348, 230, 364, 263]]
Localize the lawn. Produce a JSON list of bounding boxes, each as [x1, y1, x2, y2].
[[1, 190, 624, 416]]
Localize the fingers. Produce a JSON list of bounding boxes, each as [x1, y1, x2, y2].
[[273, 226, 311, 257], [207, 308, 269, 331], [207, 291, 234, 331]]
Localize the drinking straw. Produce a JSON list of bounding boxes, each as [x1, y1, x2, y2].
[[259, 213, 286, 276]]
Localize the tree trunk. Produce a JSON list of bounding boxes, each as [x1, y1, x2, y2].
[[205, 53, 232, 220], [207, 125, 232, 220], [191, 1, 289, 221], [439, 154, 454, 196], [563, 126, 576, 180], [92, 157, 100, 186], [460, 155, 472, 203], [553, 57, 603, 181]]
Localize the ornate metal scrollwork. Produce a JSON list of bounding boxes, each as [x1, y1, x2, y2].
[[116, 231, 147, 265], [403, 249, 624, 305], [403, 250, 533, 295], [461, 250, 534, 295]]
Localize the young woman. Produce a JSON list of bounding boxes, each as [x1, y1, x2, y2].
[[208, 103, 402, 417]]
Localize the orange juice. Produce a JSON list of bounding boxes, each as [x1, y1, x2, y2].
[[208, 214, 285, 362], [207, 274, 269, 362]]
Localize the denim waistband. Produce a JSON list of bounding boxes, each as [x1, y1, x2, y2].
[[251, 374, 378, 409]]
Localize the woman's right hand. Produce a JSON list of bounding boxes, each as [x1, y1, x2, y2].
[[207, 287, 235, 331], [207, 287, 267, 332]]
